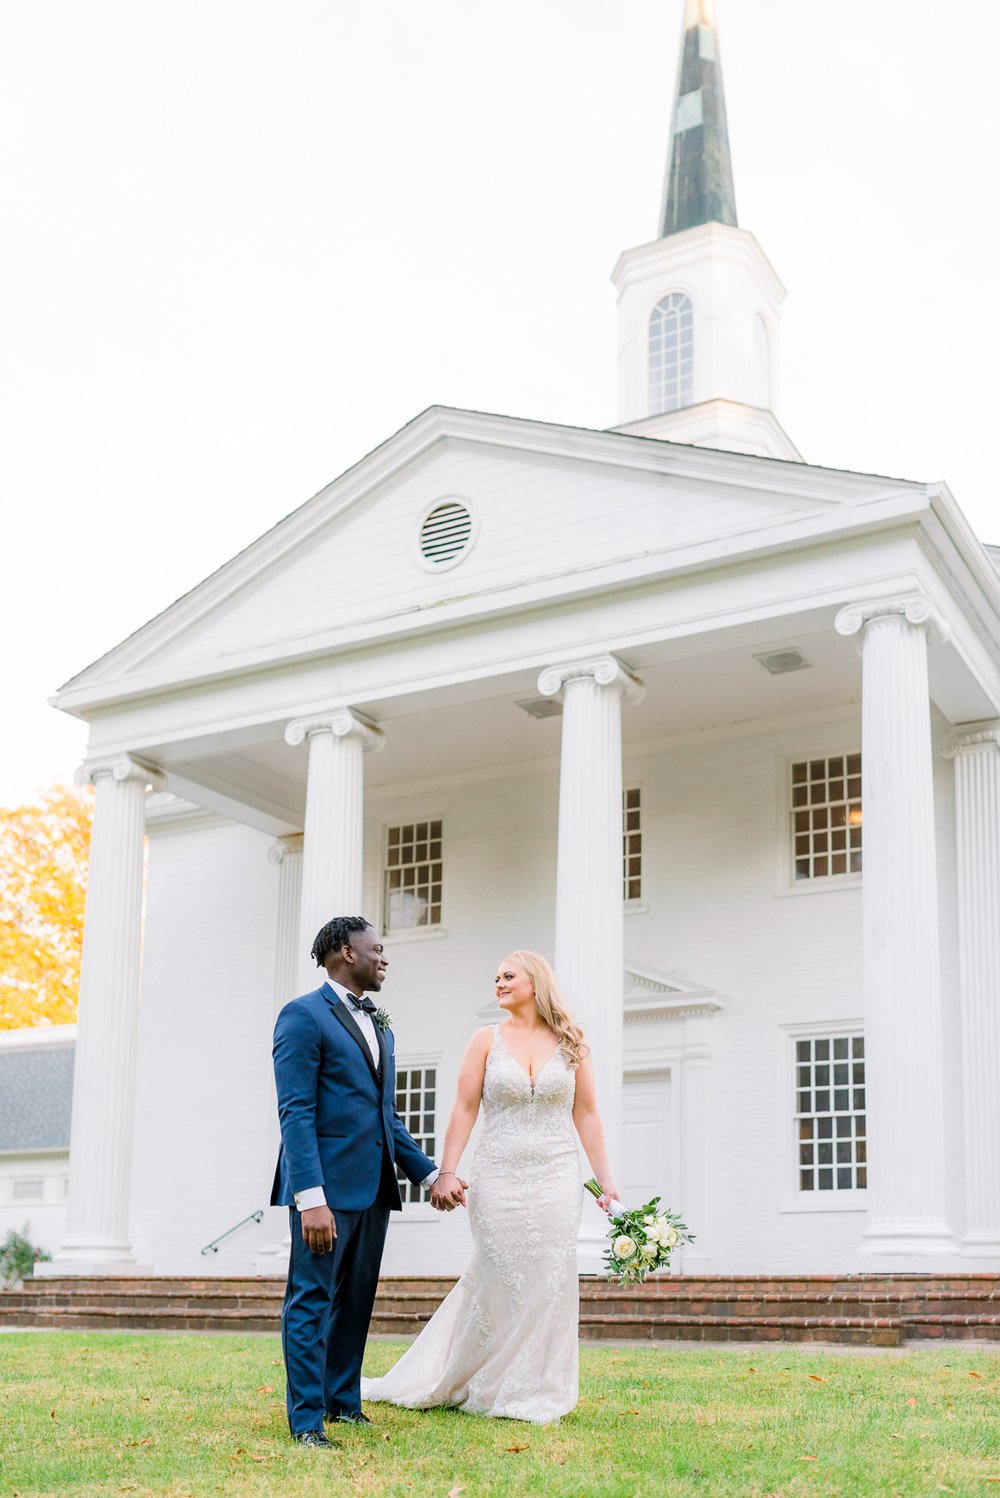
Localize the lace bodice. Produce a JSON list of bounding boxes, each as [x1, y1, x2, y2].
[[475, 1024, 577, 1162]]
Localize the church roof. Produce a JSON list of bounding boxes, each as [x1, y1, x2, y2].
[[659, 0, 738, 238], [0, 1040, 74, 1153]]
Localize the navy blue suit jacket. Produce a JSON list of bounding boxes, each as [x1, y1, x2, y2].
[[270, 981, 434, 1212]]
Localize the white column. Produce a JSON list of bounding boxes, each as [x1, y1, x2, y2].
[[539, 655, 644, 1266], [942, 724, 1000, 1258], [41, 755, 164, 1275], [835, 597, 956, 1257], [285, 709, 383, 991], [253, 835, 304, 1274], [269, 835, 304, 1012]]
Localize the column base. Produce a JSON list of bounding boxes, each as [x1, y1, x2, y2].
[[859, 1220, 958, 1259], [35, 1260, 154, 1278], [250, 1237, 291, 1274], [576, 1224, 612, 1276], [961, 1235, 1000, 1262]]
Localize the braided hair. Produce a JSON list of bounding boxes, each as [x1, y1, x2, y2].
[[310, 916, 373, 968]]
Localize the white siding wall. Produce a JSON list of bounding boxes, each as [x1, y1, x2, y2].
[[131, 712, 964, 1275], [0, 1155, 69, 1260], [130, 819, 281, 1273]]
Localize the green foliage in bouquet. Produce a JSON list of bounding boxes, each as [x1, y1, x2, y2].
[[0, 1226, 51, 1290], [584, 1178, 694, 1284]]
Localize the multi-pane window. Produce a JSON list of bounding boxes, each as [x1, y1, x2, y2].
[[623, 787, 642, 900], [395, 1066, 437, 1204], [385, 821, 442, 931], [791, 755, 862, 880], [796, 1034, 866, 1192], [12, 1177, 44, 1202], [649, 292, 693, 414]]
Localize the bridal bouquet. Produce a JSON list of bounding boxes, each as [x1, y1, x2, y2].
[[584, 1178, 694, 1285]]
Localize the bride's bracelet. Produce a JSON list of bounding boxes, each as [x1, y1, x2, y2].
[[437, 1170, 459, 1179]]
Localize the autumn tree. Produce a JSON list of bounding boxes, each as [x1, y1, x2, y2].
[[0, 783, 93, 1029]]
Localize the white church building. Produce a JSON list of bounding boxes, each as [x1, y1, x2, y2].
[[44, 0, 1000, 1280]]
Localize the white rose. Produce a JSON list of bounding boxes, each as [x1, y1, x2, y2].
[[643, 1215, 656, 1226], [655, 1217, 670, 1233], [645, 1225, 662, 1245], [641, 1242, 658, 1260], [613, 1235, 637, 1260], [664, 1227, 680, 1247]]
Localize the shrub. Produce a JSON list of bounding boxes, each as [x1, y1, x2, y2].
[[0, 1226, 51, 1290]]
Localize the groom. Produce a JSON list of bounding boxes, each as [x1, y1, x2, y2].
[[271, 915, 466, 1445]]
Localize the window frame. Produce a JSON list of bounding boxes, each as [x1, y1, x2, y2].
[[778, 1018, 868, 1213], [648, 290, 694, 416], [775, 744, 863, 897], [623, 783, 645, 910], [380, 816, 445, 937], [392, 1052, 443, 1217]]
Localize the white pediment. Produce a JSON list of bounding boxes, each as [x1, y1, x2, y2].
[[623, 962, 725, 1022], [59, 406, 876, 703]]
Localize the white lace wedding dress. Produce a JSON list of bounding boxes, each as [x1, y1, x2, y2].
[[361, 1024, 582, 1424]]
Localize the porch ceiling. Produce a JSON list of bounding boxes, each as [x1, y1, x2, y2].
[[157, 625, 861, 830]]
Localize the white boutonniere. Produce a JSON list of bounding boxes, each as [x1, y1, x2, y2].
[[373, 1007, 392, 1032]]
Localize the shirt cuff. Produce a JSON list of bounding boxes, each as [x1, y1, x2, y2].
[[421, 1169, 439, 1188], [294, 1186, 327, 1211]]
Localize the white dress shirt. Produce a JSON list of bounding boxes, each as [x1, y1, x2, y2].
[[293, 979, 438, 1211]]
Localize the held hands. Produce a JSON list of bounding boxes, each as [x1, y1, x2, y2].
[[301, 1204, 337, 1253], [430, 1172, 468, 1211]]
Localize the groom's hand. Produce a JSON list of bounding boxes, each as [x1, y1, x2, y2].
[[301, 1204, 337, 1253], [430, 1176, 468, 1211]]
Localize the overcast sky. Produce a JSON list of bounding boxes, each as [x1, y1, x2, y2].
[[2, 0, 998, 808]]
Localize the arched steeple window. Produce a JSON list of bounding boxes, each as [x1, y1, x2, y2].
[[649, 292, 693, 414]]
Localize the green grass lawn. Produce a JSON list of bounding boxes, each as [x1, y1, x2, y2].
[[1, 1335, 999, 1497]]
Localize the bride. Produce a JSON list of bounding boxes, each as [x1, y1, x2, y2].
[[361, 950, 619, 1425]]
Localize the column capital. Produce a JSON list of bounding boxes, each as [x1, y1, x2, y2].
[[284, 708, 385, 753], [537, 654, 645, 706], [941, 721, 1000, 759], [268, 833, 304, 866], [74, 755, 166, 791], [835, 594, 950, 647]]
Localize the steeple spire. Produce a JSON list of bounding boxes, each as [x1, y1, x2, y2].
[[659, 0, 738, 238]]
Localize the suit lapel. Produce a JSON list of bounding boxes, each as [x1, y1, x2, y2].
[[325, 985, 380, 1085]]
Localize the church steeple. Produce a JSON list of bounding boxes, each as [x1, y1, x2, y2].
[[609, 0, 801, 460], [660, 0, 738, 238]]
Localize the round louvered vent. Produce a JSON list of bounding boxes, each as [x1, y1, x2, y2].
[[419, 500, 474, 567]]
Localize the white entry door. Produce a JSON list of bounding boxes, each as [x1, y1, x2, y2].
[[621, 1070, 672, 1212]]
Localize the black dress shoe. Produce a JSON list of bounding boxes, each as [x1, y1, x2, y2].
[[329, 1409, 371, 1425], [292, 1429, 334, 1447]]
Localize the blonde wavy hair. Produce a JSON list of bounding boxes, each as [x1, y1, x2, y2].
[[503, 950, 589, 1069]]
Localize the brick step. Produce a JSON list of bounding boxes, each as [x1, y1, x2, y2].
[[6, 1275, 999, 1347]]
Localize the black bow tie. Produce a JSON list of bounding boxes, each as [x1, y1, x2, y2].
[[347, 994, 378, 1016]]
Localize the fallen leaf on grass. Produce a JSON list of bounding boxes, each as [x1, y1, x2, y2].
[[800, 1455, 818, 1462], [506, 1445, 530, 1453], [809, 1375, 826, 1383], [906, 1396, 917, 1406], [256, 1384, 275, 1394], [249, 1453, 275, 1462], [969, 1371, 983, 1379]]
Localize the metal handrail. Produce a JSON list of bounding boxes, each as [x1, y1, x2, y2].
[[200, 1210, 264, 1256]]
